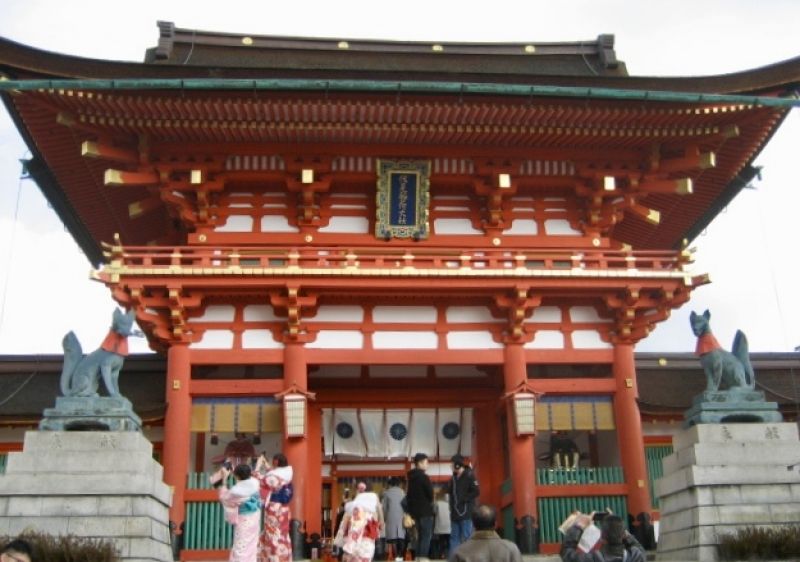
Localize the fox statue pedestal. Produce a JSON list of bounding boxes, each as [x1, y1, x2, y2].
[[39, 396, 142, 431], [0, 431, 172, 562], [655, 423, 800, 562]]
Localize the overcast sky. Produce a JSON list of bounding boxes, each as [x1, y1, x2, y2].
[[0, 0, 798, 355]]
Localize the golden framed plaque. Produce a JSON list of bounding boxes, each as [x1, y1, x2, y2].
[[375, 159, 431, 240]]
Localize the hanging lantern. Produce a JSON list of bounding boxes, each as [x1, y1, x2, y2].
[[283, 393, 307, 438], [512, 392, 536, 436], [210, 432, 219, 445]]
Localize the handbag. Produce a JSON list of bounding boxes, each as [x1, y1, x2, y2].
[[402, 513, 415, 529]]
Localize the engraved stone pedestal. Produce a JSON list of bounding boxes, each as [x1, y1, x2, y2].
[[655, 423, 800, 562], [0, 431, 172, 562]]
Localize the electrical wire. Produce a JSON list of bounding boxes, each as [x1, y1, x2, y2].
[[0, 167, 28, 336], [0, 369, 38, 407]]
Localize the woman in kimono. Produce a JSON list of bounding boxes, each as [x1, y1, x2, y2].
[[254, 453, 294, 562], [337, 482, 384, 562], [214, 463, 262, 562]]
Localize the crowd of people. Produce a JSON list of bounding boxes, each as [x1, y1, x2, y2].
[[2, 448, 648, 562], [333, 453, 483, 561]]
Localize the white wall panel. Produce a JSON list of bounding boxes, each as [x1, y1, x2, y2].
[[216, 215, 253, 232], [241, 329, 284, 349], [373, 306, 437, 323], [191, 330, 235, 349], [373, 331, 438, 349], [319, 216, 370, 233], [445, 306, 501, 323], [433, 218, 482, 235], [307, 330, 364, 349], [310, 305, 365, 322], [572, 330, 612, 349], [530, 306, 562, 322], [569, 306, 607, 322], [196, 305, 235, 322], [243, 305, 282, 322], [544, 219, 581, 235], [260, 215, 299, 232], [504, 219, 539, 235], [524, 330, 565, 349], [446, 331, 502, 349]]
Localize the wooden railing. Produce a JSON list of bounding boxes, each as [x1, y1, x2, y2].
[[536, 466, 625, 485], [98, 244, 694, 280]]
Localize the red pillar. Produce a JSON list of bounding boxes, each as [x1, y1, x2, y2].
[[283, 341, 309, 530], [163, 342, 192, 529], [612, 342, 652, 517], [306, 404, 323, 535], [503, 342, 537, 552]]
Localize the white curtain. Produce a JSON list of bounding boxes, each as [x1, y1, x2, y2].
[[385, 409, 411, 459], [322, 408, 334, 456], [332, 409, 365, 456], [360, 409, 386, 457], [410, 408, 437, 458], [437, 408, 462, 458], [460, 408, 474, 456]]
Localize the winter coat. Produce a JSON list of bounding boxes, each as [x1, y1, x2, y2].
[[450, 530, 522, 562], [405, 468, 434, 519], [382, 485, 406, 540], [448, 467, 480, 522]]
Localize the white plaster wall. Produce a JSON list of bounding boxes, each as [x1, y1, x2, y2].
[[310, 306, 364, 322], [572, 330, 612, 349], [570, 306, 606, 322], [445, 306, 501, 323], [260, 215, 299, 232], [504, 219, 539, 235], [544, 219, 581, 235], [307, 330, 364, 349], [319, 216, 370, 233], [216, 215, 253, 232], [196, 305, 236, 322], [530, 306, 562, 322], [525, 330, 565, 349], [372, 331, 438, 349], [243, 305, 282, 322], [241, 330, 283, 349], [446, 331, 502, 349], [433, 218, 482, 234], [191, 330, 235, 349], [373, 306, 436, 323]]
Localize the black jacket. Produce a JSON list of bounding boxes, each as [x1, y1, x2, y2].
[[448, 467, 480, 521], [405, 467, 434, 519]]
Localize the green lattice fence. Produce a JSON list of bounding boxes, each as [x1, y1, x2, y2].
[[645, 444, 673, 509], [538, 495, 628, 544]]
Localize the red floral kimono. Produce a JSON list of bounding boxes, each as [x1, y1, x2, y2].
[[255, 465, 293, 562]]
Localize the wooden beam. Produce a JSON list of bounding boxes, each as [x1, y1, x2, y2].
[[190, 378, 284, 396], [128, 196, 163, 219], [81, 140, 139, 164], [104, 168, 159, 186], [527, 378, 616, 394]]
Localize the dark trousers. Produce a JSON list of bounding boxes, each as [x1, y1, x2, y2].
[[413, 515, 434, 558]]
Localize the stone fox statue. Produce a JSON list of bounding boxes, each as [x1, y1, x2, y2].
[[690, 309, 755, 392], [60, 308, 136, 397]]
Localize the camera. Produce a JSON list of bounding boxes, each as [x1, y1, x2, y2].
[[223, 461, 233, 470], [592, 512, 608, 522]]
